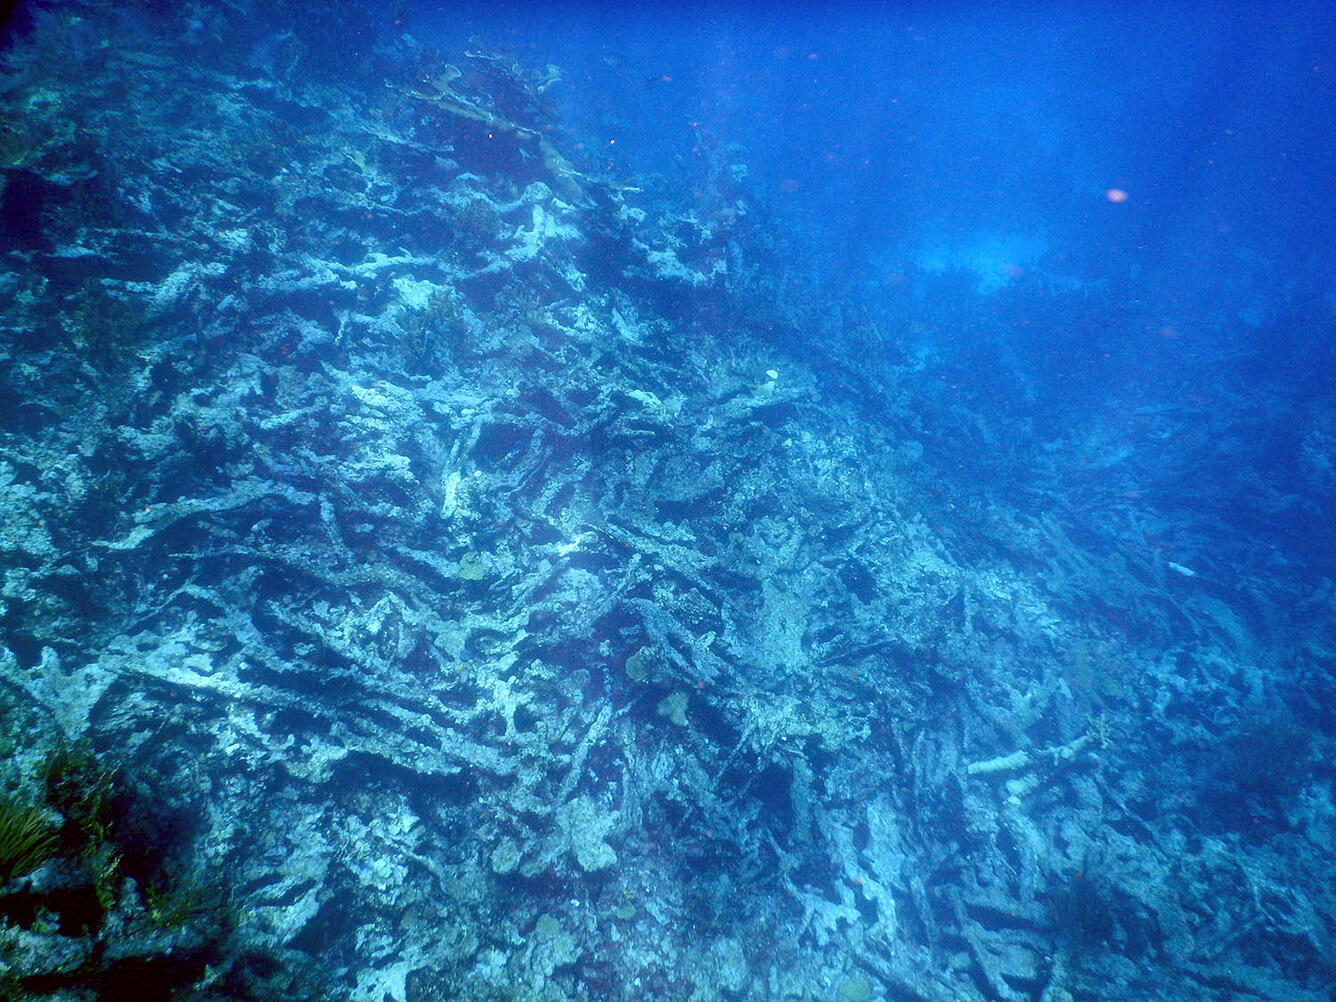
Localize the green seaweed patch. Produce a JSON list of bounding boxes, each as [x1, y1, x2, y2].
[[0, 799, 59, 883]]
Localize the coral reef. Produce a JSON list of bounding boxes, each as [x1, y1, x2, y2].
[[0, 3, 1333, 1001]]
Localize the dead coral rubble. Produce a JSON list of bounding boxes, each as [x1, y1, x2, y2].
[[0, 4, 1333, 1002]]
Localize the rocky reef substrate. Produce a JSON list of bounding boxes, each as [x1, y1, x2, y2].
[[1, 4, 1333, 1001]]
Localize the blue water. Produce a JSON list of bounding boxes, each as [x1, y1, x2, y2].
[[418, 2, 1336, 302], [411, 3, 1336, 569], [5, 1, 1336, 999]]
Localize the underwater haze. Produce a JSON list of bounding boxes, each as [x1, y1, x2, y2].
[[2, 1, 1335, 1000]]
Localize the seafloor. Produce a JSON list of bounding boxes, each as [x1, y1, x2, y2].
[[1, 4, 1333, 1002]]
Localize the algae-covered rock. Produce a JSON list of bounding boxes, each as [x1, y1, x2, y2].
[[555, 795, 617, 871], [707, 936, 749, 995], [657, 690, 689, 726], [490, 836, 523, 874], [529, 913, 581, 978], [838, 975, 873, 1001], [624, 646, 653, 682], [457, 550, 486, 580]]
